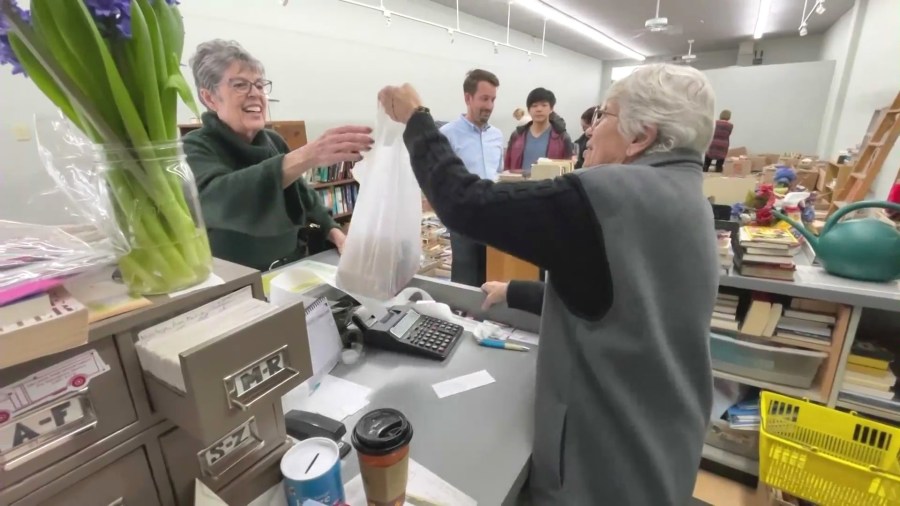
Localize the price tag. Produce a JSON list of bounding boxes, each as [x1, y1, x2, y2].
[[198, 418, 260, 477]]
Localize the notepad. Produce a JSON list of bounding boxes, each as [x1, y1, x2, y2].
[[135, 286, 277, 392], [304, 297, 343, 384]]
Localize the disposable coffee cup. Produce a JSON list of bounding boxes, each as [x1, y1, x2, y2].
[[351, 408, 414, 506]]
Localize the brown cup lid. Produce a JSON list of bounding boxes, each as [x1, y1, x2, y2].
[[351, 408, 413, 456]]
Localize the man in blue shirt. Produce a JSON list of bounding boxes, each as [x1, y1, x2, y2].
[[439, 69, 504, 286]]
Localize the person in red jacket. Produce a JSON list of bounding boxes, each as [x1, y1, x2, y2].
[[505, 87, 574, 174], [704, 109, 733, 172]]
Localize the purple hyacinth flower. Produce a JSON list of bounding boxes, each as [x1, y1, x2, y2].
[[84, 0, 133, 38], [0, 2, 30, 76]]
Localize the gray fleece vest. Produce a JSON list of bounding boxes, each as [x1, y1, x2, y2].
[[528, 149, 718, 505]]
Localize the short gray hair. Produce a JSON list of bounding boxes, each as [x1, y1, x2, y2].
[[605, 63, 715, 155], [189, 40, 265, 109]]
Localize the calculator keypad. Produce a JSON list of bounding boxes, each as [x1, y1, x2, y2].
[[406, 316, 463, 357]]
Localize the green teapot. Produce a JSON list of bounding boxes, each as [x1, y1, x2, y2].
[[773, 200, 900, 282]]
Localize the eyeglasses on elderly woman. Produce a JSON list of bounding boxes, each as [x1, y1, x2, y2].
[[227, 78, 273, 95]]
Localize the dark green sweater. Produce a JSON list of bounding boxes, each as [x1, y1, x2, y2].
[[183, 112, 338, 271]]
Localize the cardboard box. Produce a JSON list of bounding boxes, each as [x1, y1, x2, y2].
[[703, 176, 758, 205], [796, 168, 819, 189], [777, 156, 797, 168], [759, 153, 781, 165], [723, 158, 753, 177], [748, 155, 768, 172], [727, 146, 748, 157]]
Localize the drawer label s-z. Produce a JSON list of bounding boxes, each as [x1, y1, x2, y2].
[[199, 417, 261, 477], [0, 394, 93, 456]]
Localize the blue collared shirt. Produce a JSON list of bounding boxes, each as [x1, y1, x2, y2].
[[439, 114, 504, 181]]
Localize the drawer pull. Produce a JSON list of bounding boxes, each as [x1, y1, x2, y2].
[[223, 346, 299, 411], [198, 417, 264, 478], [0, 392, 97, 470]]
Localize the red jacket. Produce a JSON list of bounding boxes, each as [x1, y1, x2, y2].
[[706, 120, 733, 159], [505, 116, 574, 170]]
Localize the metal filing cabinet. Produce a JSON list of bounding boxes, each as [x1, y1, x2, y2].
[[0, 259, 308, 506]]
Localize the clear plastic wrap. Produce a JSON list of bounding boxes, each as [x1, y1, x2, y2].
[[336, 106, 422, 300]]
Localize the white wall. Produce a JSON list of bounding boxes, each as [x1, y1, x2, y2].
[[600, 35, 825, 97], [824, 0, 900, 199], [0, 0, 604, 224], [816, 3, 861, 160], [703, 61, 836, 154]]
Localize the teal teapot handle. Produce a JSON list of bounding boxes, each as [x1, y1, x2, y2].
[[823, 200, 900, 235]]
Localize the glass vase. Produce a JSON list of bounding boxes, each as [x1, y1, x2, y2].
[[95, 142, 212, 295]]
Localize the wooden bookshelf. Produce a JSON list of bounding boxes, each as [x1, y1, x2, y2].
[[334, 212, 353, 220]]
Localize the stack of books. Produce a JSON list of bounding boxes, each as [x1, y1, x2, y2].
[[772, 300, 838, 352], [736, 226, 800, 281], [420, 213, 452, 279], [717, 230, 734, 274], [842, 340, 897, 401], [736, 296, 840, 353], [727, 396, 761, 431], [711, 292, 740, 331]]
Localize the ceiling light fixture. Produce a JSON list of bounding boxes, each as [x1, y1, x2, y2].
[[799, 23, 808, 36], [753, 0, 772, 39], [515, 0, 645, 61], [815, 1, 826, 15]]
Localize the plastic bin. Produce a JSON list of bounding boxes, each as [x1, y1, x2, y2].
[[704, 419, 760, 461], [760, 391, 900, 505], [710, 332, 827, 389]]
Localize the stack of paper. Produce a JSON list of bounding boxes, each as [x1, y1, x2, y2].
[[135, 286, 276, 392], [0, 288, 89, 368], [281, 375, 372, 422]]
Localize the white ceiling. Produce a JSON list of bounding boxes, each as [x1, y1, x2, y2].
[[428, 0, 855, 60]]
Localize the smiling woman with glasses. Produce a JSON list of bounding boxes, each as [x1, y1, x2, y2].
[[182, 39, 374, 271]]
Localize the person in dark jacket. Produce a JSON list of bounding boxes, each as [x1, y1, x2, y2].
[[505, 87, 574, 174], [183, 40, 372, 271], [378, 62, 718, 505], [704, 109, 733, 172], [574, 106, 599, 169]]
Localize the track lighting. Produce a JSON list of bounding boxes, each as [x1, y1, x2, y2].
[[815, 1, 826, 14]]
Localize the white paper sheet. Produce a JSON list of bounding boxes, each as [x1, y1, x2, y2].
[[432, 370, 495, 399], [282, 375, 372, 421], [344, 459, 477, 506], [168, 274, 225, 298]]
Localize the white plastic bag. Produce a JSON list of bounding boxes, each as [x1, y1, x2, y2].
[[336, 106, 422, 300]]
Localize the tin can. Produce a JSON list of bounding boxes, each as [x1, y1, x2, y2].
[[281, 437, 345, 506]]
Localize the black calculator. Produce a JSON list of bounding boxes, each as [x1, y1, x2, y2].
[[355, 306, 464, 361]]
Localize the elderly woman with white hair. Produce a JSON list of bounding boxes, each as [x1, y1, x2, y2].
[[183, 40, 373, 271], [377, 63, 718, 505]]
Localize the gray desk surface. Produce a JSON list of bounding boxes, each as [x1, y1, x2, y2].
[[279, 251, 538, 505]]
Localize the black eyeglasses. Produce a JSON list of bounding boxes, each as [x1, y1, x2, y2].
[[591, 106, 617, 127], [227, 78, 273, 95]]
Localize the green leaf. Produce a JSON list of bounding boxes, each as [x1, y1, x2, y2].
[[29, 0, 125, 137], [127, 0, 167, 141], [7, 34, 81, 133], [165, 63, 200, 118]]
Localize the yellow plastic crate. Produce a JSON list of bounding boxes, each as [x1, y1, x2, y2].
[[760, 391, 900, 506]]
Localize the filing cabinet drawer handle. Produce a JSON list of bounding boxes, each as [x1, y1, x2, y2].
[[228, 366, 299, 411], [1, 393, 98, 471]]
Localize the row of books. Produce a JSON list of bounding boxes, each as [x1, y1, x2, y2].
[[316, 184, 358, 216], [841, 340, 897, 402], [734, 225, 800, 282], [305, 161, 355, 184], [712, 294, 839, 353]]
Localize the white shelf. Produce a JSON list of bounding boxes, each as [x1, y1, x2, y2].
[[836, 397, 900, 424], [702, 444, 759, 476], [712, 369, 825, 403]]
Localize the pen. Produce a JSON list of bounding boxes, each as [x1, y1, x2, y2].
[[477, 338, 530, 352]]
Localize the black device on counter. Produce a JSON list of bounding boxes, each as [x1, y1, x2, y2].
[[285, 410, 351, 458], [352, 306, 464, 361]]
